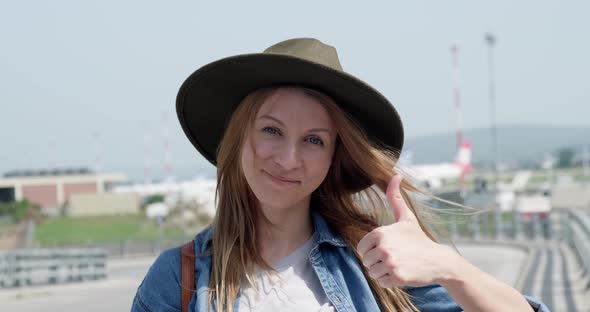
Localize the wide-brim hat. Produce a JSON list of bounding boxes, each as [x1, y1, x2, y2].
[[176, 38, 404, 166]]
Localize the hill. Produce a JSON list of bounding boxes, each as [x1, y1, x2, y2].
[[404, 124, 590, 167]]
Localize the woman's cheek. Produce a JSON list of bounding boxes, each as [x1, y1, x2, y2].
[[253, 139, 278, 159], [304, 151, 332, 177]]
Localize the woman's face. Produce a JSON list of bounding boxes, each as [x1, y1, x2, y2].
[[241, 88, 337, 212]]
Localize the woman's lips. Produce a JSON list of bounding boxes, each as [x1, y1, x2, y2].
[[263, 170, 300, 186]]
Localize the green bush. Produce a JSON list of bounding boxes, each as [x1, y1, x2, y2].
[[144, 194, 165, 206], [0, 200, 33, 222]]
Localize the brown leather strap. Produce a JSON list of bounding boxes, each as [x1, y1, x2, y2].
[[181, 240, 195, 312]]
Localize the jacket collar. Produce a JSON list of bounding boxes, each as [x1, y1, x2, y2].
[[310, 210, 347, 247]]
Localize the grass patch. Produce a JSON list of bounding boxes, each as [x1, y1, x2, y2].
[[35, 215, 184, 247]]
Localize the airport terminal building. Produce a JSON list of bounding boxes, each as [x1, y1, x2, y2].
[[0, 168, 137, 216]]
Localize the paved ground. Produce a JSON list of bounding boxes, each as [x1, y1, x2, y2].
[[0, 256, 155, 312], [456, 243, 528, 287], [0, 243, 587, 311], [520, 241, 590, 312]]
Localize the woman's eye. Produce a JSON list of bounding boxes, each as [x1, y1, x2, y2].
[[262, 127, 280, 135], [306, 136, 324, 146]]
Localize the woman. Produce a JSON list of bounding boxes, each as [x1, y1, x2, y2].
[[132, 38, 548, 311]]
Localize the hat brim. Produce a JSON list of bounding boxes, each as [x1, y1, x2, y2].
[[176, 53, 404, 166]]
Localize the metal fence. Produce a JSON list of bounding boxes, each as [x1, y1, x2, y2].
[[0, 236, 192, 288], [0, 247, 107, 288], [562, 209, 590, 281], [96, 237, 189, 258], [443, 210, 554, 242], [444, 208, 590, 288]]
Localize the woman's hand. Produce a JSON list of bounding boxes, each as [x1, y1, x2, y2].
[[356, 174, 459, 288], [356, 175, 536, 311]]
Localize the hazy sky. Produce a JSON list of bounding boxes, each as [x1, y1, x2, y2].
[[1, 1, 589, 180]]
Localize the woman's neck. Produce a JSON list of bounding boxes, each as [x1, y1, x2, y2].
[[257, 199, 314, 266]]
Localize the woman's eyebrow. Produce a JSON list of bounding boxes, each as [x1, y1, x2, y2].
[[308, 128, 332, 134], [258, 114, 284, 125], [258, 114, 332, 134]]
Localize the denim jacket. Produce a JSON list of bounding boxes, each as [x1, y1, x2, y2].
[[132, 211, 549, 311]]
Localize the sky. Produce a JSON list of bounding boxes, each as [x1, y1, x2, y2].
[[1, 1, 589, 181]]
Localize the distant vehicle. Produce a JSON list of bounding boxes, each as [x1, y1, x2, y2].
[[495, 170, 552, 216], [145, 202, 170, 220]]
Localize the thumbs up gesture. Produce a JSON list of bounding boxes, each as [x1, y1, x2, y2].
[[356, 174, 457, 288]]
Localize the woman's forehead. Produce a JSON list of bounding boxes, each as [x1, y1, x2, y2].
[[256, 87, 334, 126]]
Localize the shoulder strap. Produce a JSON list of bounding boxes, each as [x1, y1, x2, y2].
[[181, 240, 196, 312]]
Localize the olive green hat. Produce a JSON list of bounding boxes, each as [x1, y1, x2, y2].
[[176, 38, 404, 165]]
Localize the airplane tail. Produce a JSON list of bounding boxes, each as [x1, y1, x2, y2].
[[455, 141, 472, 182]]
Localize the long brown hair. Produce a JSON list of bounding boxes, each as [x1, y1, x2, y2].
[[210, 86, 437, 311]]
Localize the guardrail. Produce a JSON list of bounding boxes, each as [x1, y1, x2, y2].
[[443, 207, 590, 289], [563, 209, 590, 280], [0, 247, 107, 288], [444, 210, 553, 242]]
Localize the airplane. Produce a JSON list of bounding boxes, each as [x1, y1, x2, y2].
[[402, 141, 472, 191]]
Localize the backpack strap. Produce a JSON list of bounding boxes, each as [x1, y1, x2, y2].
[[181, 240, 196, 312]]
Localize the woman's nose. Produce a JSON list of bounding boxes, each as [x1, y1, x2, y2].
[[273, 142, 302, 170]]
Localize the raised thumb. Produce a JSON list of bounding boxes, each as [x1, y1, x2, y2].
[[386, 174, 417, 222]]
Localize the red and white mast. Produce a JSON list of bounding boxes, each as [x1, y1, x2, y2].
[[450, 45, 471, 187], [162, 111, 173, 182], [93, 132, 102, 174], [450, 45, 464, 149], [143, 121, 152, 185]]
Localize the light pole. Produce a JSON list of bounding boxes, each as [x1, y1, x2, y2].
[[485, 33, 498, 192], [485, 32, 503, 239]]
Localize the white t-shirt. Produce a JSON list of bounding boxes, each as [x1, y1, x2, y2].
[[237, 237, 335, 311]]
